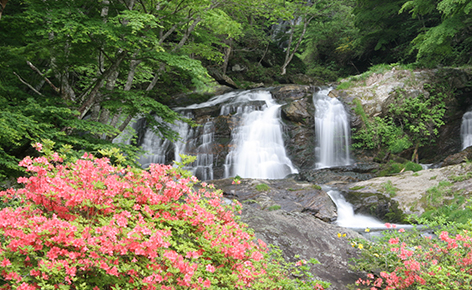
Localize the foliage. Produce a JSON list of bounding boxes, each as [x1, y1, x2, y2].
[[352, 99, 411, 153], [352, 81, 448, 155], [0, 144, 329, 289], [268, 205, 282, 211], [352, 0, 428, 66], [349, 222, 472, 290], [401, 0, 472, 66], [377, 161, 422, 176]]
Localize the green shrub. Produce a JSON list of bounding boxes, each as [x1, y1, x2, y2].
[[349, 221, 472, 290]]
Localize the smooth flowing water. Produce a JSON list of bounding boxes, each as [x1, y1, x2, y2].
[[323, 186, 385, 229], [132, 89, 297, 180], [314, 88, 351, 168], [461, 111, 472, 150], [223, 90, 298, 179]]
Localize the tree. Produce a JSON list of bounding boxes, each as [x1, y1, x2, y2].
[[278, 0, 333, 75], [401, 0, 472, 65], [0, 0, 249, 179], [352, 0, 436, 66]]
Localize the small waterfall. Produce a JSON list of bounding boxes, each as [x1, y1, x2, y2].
[[324, 186, 385, 229], [193, 120, 214, 181], [461, 111, 472, 150], [223, 90, 298, 179], [314, 88, 351, 168]]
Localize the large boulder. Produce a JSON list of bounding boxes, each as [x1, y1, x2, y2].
[[331, 68, 472, 164], [211, 177, 337, 222], [271, 85, 318, 170], [240, 206, 364, 290], [338, 163, 472, 217]]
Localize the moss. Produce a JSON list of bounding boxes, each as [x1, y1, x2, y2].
[[255, 183, 270, 191], [349, 186, 366, 190], [311, 184, 322, 190], [268, 205, 281, 211]]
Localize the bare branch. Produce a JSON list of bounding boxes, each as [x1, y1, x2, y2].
[[26, 61, 60, 93], [13, 72, 44, 96]]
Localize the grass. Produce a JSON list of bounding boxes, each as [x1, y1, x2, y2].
[[268, 205, 281, 211], [381, 180, 398, 197]]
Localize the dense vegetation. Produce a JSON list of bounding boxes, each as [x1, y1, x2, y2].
[[2, 1, 472, 289], [0, 143, 329, 289], [2, 0, 472, 180]]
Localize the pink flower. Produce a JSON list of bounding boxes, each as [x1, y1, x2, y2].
[[203, 278, 211, 288], [1, 258, 11, 267], [206, 264, 215, 273], [398, 228, 405, 233], [33, 142, 43, 152]]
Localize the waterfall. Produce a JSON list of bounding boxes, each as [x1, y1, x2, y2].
[[314, 88, 351, 168], [461, 111, 472, 150], [130, 89, 297, 180], [223, 90, 298, 179], [323, 186, 385, 229]]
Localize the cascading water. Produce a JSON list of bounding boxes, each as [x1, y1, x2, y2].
[[135, 114, 215, 180], [314, 88, 351, 168], [223, 91, 298, 179], [461, 110, 472, 150], [323, 186, 385, 229], [131, 89, 297, 180]]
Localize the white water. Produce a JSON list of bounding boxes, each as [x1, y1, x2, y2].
[[324, 186, 385, 229], [314, 88, 351, 168], [134, 89, 297, 180], [461, 111, 472, 150], [136, 114, 215, 180], [223, 90, 298, 179]]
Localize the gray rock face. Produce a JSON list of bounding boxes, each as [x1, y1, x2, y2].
[[211, 177, 337, 222], [338, 163, 472, 217], [240, 206, 364, 290]]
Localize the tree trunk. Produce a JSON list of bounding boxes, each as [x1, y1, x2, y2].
[[78, 50, 127, 119], [281, 15, 314, 75], [222, 39, 233, 75], [0, 0, 8, 20]]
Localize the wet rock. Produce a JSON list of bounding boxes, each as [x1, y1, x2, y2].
[[240, 205, 364, 290], [297, 162, 380, 184], [270, 85, 315, 101], [211, 177, 337, 222], [282, 98, 313, 125], [442, 146, 472, 166]]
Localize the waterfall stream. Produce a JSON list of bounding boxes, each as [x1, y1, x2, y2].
[[223, 90, 298, 179], [323, 186, 385, 229], [461, 111, 472, 150], [314, 88, 351, 168], [133, 89, 297, 180]]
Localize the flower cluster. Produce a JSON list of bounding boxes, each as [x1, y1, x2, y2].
[[351, 223, 472, 290], [0, 146, 328, 289]]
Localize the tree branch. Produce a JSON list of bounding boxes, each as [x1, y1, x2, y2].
[[13, 72, 44, 96], [26, 61, 60, 94]]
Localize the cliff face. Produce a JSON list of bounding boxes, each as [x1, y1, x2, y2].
[[330, 67, 472, 163]]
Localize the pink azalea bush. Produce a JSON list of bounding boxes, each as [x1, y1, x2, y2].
[[0, 144, 328, 289], [350, 223, 472, 290]]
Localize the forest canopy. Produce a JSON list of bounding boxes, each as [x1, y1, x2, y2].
[[1, 0, 471, 180]]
